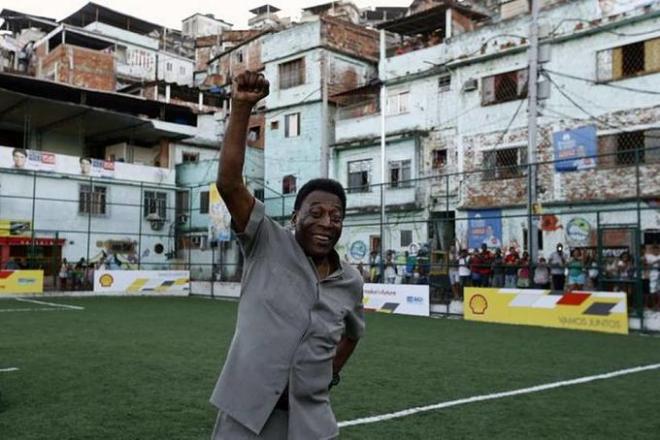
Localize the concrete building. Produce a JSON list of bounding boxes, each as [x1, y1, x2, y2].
[[182, 13, 232, 38], [260, 16, 381, 220], [0, 73, 201, 284], [301, 1, 362, 25], [248, 5, 289, 30], [346, 0, 660, 265]]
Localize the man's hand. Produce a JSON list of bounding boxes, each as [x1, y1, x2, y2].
[[232, 71, 269, 107]]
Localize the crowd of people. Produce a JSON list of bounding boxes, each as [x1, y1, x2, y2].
[[57, 253, 125, 291], [349, 242, 660, 310]]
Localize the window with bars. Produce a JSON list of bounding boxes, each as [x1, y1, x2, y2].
[[597, 38, 660, 81], [598, 129, 660, 167], [279, 58, 305, 89], [389, 160, 412, 188], [285, 113, 300, 138], [482, 69, 528, 105], [438, 73, 451, 92], [348, 159, 371, 193], [483, 147, 527, 180], [200, 191, 210, 214], [144, 191, 167, 219], [79, 184, 107, 216], [400, 230, 413, 247], [283, 175, 297, 194], [254, 188, 265, 201]]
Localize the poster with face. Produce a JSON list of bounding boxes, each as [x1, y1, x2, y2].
[[5, 148, 56, 171], [79, 157, 115, 178]]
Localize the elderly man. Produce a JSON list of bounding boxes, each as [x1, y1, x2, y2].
[[210, 71, 365, 439]]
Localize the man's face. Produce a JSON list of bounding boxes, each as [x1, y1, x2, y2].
[[13, 151, 27, 168], [293, 190, 343, 259]]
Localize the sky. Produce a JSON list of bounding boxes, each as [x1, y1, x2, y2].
[[0, 0, 411, 30]]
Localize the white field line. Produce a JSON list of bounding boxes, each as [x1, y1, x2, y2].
[[338, 363, 660, 429], [0, 308, 74, 313], [0, 367, 19, 373], [15, 298, 84, 310]]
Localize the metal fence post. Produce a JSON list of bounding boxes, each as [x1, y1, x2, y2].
[[138, 182, 143, 270]]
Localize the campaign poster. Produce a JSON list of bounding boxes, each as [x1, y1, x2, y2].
[[553, 126, 597, 172], [468, 209, 502, 250]]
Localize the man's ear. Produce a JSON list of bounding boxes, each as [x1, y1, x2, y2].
[[291, 211, 298, 226]]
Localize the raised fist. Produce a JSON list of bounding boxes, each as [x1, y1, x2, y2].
[[232, 71, 270, 106]]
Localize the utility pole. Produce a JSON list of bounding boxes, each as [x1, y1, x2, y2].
[[379, 29, 387, 271], [527, 0, 540, 263]]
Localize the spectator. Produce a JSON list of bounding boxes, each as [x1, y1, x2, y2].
[[586, 254, 599, 290], [549, 243, 567, 291], [491, 248, 505, 288], [617, 251, 634, 298], [504, 247, 519, 288], [517, 252, 531, 288], [533, 256, 551, 289], [4, 258, 20, 270], [567, 249, 586, 291], [644, 245, 659, 310], [356, 262, 369, 283], [368, 250, 381, 283], [448, 246, 461, 300], [85, 264, 95, 290], [59, 259, 69, 291], [405, 251, 417, 284], [384, 251, 397, 284], [458, 249, 471, 299], [470, 244, 492, 287]]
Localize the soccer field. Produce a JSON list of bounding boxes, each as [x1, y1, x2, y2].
[[2, 296, 660, 440]]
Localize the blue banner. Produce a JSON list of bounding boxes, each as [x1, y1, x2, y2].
[[553, 125, 597, 172], [468, 209, 502, 250]]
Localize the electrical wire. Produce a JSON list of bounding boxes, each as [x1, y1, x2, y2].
[[548, 17, 660, 38], [543, 69, 660, 96]]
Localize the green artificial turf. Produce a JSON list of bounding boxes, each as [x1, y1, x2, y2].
[[1, 296, 659, 439]]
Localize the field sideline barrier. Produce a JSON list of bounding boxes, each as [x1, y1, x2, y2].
[[363, 283, 430, 317], [94, 270, 189, 296], [464, 287, 629, 335], [0, 270, 44, 295]]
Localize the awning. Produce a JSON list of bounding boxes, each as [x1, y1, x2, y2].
[[0, 237, 66, 246]]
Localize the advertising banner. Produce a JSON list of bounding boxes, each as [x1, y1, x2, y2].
[[0, 220, 31, 236], [94, 270, 189, 295], [552, 126, 597, 172], [464, 287, 628, 335], [80, 157, 115, 178], [0, 270, 44, 295], [363, 283, 430, 317], [208, 183, 231, 242], [468, 209, 502, 249]]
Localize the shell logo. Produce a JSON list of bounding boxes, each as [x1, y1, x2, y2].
[[469, 294, 488, 315], [99, 274, 114, 287]]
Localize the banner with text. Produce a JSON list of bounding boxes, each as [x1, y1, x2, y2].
[[94, 270, 190, 295], [0, 270, 44, 295], [464, 287, 628, 335], [363, 283, 430, 317]]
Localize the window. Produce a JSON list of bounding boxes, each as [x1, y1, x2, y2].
[[597, 38, 660, 81], [347, 159, 371, 193], [166, 62, 173, 72], [235, 50, 244, 63], [482, 69, 528, 105], [270, 120, 279, 130], [200, 191, 210, 214], [179, 66, 186, 75], [432, 149, 447, 169], [279, 58, 305, 89], [79, 184, 107, 216], [401, 230, 413, 247], [285, 113, 300, 138], [598, 129, 660, 167], [283, 175, 297, 194], [254, 188, 264, 201], [483, 147, 527, 180], [248, 126, 261, 144], [386, 91, 409, 115], [182, 152, 199, 163], [176, 190, 189, 216], [389, 160, 412, 188], [438, 73, 451, 92], [144, 191, 167, 219]]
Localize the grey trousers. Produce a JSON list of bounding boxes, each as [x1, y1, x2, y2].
[[212, 409, 288, 440]]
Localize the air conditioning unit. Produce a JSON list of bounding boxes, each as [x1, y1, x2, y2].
[[177, 214, 189, 225], [190, 235, 202, 248], [462, 78, 478, 92]]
